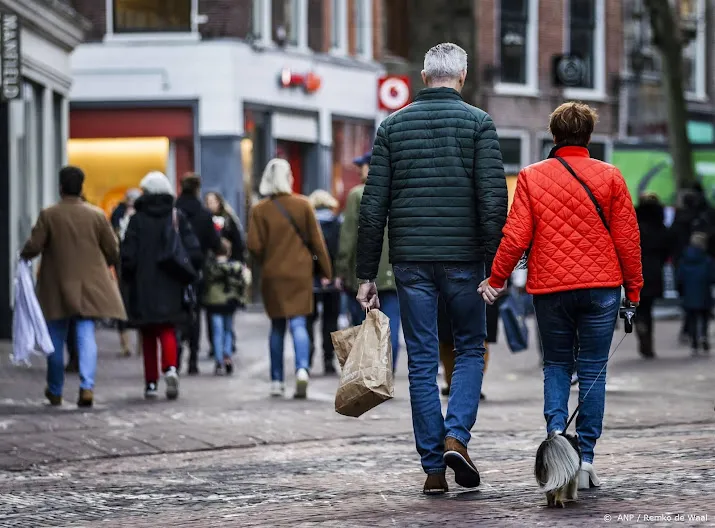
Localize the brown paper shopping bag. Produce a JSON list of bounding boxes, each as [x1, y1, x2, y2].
[[330, 309, 394, 417]]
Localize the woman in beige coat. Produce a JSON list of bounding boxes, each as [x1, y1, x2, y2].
[[247, 159, 332, 399]]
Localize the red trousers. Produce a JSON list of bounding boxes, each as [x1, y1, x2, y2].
[[142, 324, 178, 383]]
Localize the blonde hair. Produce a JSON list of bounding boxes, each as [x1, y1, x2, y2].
[[548, 102, 599, 146], [259, 158, 293, 196], [309, 189, 339, 210]]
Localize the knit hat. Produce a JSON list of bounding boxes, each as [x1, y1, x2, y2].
[[140, 171, 174, 196]]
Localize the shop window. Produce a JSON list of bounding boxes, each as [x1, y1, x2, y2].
[[308, 0, 324, 52], [113, 0, 192, 33], [500, 137, 522, 176], [272, 0, 299, 45]]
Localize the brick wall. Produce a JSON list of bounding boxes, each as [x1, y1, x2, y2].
[[71, 0, 105, 42]]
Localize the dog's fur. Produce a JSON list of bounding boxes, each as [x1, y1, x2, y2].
[[534, 431, 581, 507]]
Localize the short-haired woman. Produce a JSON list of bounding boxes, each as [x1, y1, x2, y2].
[[479, 102, 643, 488], [247, 159, 332, 399]]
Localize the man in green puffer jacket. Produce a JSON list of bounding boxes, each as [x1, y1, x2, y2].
[[355, 43, 507, 494], [336, 152, 402, 371]]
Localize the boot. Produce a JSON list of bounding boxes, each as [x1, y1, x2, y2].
[[636, 323, 655, 359], [423, 472, 449, 495], [77, 388, 94, 408], [44, 387, 62, 406], [443, 437, 480, 488]]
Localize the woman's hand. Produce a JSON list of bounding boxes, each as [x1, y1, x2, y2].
[[478, 278, 508, 305]]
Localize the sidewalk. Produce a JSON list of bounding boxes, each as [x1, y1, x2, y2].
[[0, 314, 713, 526]]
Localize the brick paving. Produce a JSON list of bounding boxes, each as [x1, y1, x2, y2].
[[0, 313, 713, 527]]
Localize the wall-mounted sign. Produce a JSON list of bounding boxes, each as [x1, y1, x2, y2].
[[378, 76, 410, 112], [0, 12, 20, 101], [278, 68, 321, 94]]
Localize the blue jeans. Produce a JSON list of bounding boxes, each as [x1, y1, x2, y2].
[[210, 312, 234, 364], [46, 319, 97, 395], [347, 295, 366, 326], [270, 316, 310, 382], [533, 287, 620, 464], [393, 262, 487, 474]]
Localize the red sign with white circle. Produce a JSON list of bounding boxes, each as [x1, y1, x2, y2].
[[378, 76, 411, 111]]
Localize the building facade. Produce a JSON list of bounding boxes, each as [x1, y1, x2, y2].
[[381, 0, 714, 203], [69, 0, 386, 221], [0, 0, 88, 338]]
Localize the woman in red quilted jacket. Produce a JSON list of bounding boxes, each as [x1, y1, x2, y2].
[[479, 102, 643, 489]]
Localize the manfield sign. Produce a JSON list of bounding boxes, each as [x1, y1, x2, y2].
[[0, 11, 20, 101]]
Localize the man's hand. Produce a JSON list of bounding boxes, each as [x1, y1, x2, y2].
[[357, 281, 380, 310], [477, 278, 508, 305], [320, 277, 331, 289]]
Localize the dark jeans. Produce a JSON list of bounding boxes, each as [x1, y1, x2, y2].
[[308, 291, 341, 369], [393, 262, 487, 474], [178, 304, 200, 370], [685, 309, 710, 348], [635, 296, 655, 356], [534, 287, 620, 464], [66, 318, 78, 365]]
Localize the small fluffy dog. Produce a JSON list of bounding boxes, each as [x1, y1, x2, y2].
[[534, 431, 581, 508]]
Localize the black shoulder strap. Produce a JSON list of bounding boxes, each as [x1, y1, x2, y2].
[[271, 198, 316, 258], [555, 156, 610, 232]]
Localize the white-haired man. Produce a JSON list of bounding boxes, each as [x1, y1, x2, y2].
[[356, 43, 507, 493]]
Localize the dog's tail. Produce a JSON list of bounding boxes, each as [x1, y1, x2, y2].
[[534, 432, 581, 492]]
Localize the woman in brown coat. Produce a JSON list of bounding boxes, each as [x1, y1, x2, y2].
[[247, 158, 332, 399]]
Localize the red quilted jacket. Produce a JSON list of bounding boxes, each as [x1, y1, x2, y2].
[[489, 146, 643, 302]]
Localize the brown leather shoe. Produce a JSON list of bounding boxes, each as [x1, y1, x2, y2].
[[443, 436, 480, 488], [423, 472, 449, 495], [77, 389, 94, 408], [44, 387, 62, 406]]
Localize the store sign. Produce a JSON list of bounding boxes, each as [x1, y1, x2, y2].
[[378, 76, 411, 112], [0, 12, 20, 101], [278, 68, 321, 94]]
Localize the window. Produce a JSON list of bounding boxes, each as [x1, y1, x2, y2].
[[681, 0, 706, 99], [500, 137, 523, 175], [331, 0, 347, 52], [113, 0, 192, 33], [308, 0, 325, 51], [500, 0, 529, 84], [252, 0, 264, 38], [569, 0, 595, 89], [353, 0, 370, 57], [272, 0, 299, 45], [540, 139, 606, 161]]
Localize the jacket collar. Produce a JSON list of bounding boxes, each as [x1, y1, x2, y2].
[[60, 196, 83, 204], [547, 143, 591, 159], [414, 87, 463, 102]]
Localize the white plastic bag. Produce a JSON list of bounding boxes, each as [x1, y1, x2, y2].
[[12, 260, 54, 365]]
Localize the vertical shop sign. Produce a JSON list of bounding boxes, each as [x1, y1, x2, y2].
[[0, 11, 21, 101]]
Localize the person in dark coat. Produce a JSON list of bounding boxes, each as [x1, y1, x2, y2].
[[635, 194, 671, 358], [676, 232, 715, 356], [121, 172, 203, 400], [175, 173, 221, 374]]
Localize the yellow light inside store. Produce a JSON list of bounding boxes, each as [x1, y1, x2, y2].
[[68, 137, 169, 216]]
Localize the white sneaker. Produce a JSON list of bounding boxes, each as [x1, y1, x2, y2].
[[164, 367, 179, 400], [270, 381, 285, 398], [578, 461, 601, 490], [294, 368, 309, 399]]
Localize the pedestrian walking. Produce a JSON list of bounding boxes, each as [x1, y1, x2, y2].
[[204, 191, 246, 358], [355, 43, 507, 494], [480, 102, 643, 491], [635, 194, 671, 358], [203, 239, 246, 375], [676, 232, 715, 356], [247, 158, 332, 399], [121, 172, 203, 400], [307, 190, 342, 376], [21, 166, 127, 408], [335, 153, 402, 369], [175, 173, 222, 374], [116, 188, 142, 357]]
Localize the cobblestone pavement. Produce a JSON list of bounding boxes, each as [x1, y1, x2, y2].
[[0, 313, 713, 527]]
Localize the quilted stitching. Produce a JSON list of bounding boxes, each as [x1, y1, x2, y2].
[[490, 146, 644, 301], [355, 88, 508, 280]]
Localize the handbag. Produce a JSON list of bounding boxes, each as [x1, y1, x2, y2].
[[515, 155, 610, 269], [499, 289, 529, 353], [157, 208, 198, 285], [271, 198, 320, 275]]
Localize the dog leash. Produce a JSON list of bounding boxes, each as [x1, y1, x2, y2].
[[563, 331, 629, 432]]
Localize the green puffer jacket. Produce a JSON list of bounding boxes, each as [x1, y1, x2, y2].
[[202, 258, 247, 312], [356, 87, 507, 280], [336, 184, 395, 292]]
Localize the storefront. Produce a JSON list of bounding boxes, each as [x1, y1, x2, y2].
[[0, 2, 88, 338]]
